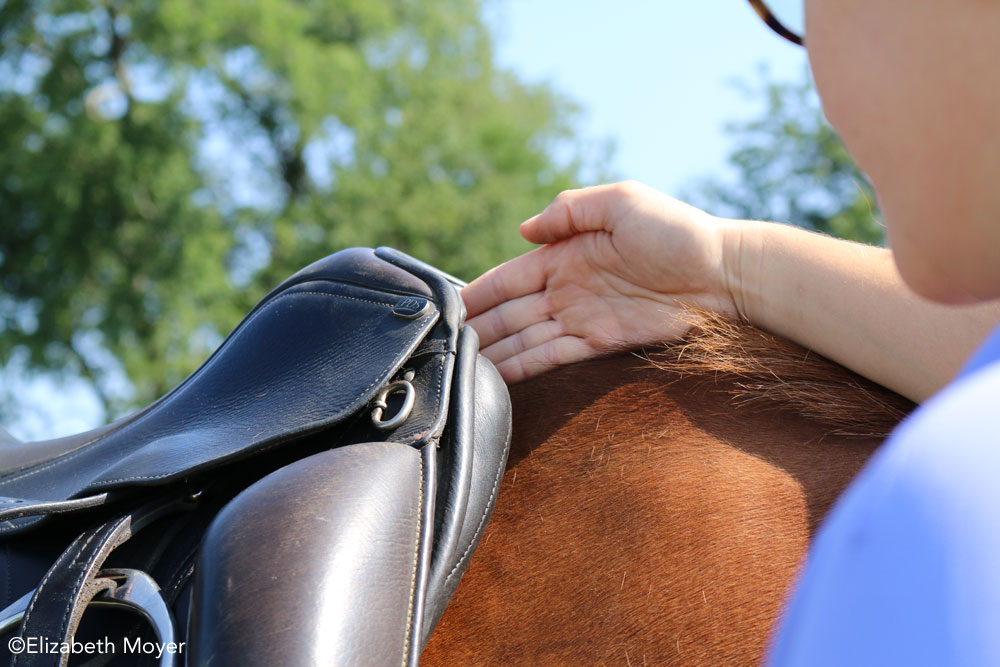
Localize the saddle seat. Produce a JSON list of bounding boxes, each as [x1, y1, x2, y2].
[[0, 247, 512, 666]]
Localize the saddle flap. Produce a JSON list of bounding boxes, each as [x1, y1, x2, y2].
[[188, 442, 425, 667], [0, 248, 452, 534]]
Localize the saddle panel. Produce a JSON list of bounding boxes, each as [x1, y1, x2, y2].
[[422, 331, 512, 644], [187, 442, 425, 667]]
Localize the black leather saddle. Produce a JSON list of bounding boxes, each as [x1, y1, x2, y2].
[[0, 247, 512, 666]]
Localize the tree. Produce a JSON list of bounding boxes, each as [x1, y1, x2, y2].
[[0, 0, 595, 420], [692, 68, 885, 246]]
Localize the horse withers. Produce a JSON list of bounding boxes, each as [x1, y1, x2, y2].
[[422, 313, 913, 665]]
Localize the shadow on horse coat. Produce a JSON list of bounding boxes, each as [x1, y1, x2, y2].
[[422, 316, 914, 666]]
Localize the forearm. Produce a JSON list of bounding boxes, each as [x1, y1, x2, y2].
[[723, 221, 1000, 403]]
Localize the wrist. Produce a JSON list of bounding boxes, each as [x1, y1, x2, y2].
[[719, 219, 769, 323]]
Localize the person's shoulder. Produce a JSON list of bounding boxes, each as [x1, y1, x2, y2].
[[877, 360, 1000, 501], [774, 359, 1000, 667], [893, 359, 1000, 448]]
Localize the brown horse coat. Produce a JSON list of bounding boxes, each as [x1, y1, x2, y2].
[[423, 316, 913, 665]]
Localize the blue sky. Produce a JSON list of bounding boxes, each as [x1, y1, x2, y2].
[[491, 0, 808, 194], [5, 2, 809, 441]]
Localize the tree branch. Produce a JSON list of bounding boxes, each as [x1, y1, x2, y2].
[[68, 340, 111, 423]]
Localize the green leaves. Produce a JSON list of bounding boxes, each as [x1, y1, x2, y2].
[[693, 68, 884, 246], [1, 0, 587, 419]]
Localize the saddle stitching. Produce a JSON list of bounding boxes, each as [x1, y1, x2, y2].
[[443, 430, 508, 586], [0, 290, 433, 491], [3, 542, 9, 615], [15, 523, 103, 664], [116, 542, 195, 655], [402, 450, 423, 667], [163, 553, 198, 600], [55, 526, 117, 655]]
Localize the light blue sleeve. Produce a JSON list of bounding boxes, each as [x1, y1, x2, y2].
[[767, 361, 1000, 667]]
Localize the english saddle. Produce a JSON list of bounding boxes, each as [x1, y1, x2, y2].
[[0, 247, 512, 666]]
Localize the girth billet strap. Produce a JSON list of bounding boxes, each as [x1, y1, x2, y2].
[[12, 498, 187, 667]]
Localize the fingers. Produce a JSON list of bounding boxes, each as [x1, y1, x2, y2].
[[468, 296, 592, 384], [520, 181, 634, 245], [461, 248, 547, 318], [480, 318, 565, 363], [466, 292, 553, 349], [492, 335, 594, 384], [463, 181, 643, 316]]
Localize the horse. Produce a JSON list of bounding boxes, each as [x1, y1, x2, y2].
[[0, 248, 912, 665], [422, 311, 914, 665]]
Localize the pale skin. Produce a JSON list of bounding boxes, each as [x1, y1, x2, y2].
[[462, 0, 1000, 404]]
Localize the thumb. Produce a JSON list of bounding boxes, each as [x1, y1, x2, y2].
[[520, 184, 622, 245]]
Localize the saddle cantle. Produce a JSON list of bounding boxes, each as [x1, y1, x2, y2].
[[0, 247, 512, 666]]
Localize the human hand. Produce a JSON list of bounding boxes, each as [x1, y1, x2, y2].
[[461, 181, 741, 383]]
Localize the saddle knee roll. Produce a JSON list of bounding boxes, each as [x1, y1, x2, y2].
[[187, 442, 426, 667]]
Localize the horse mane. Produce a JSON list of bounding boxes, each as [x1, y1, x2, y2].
[[644, 309, 916, 440]]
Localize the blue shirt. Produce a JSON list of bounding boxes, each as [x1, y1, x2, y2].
[[769, 322, 1000, 666]]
